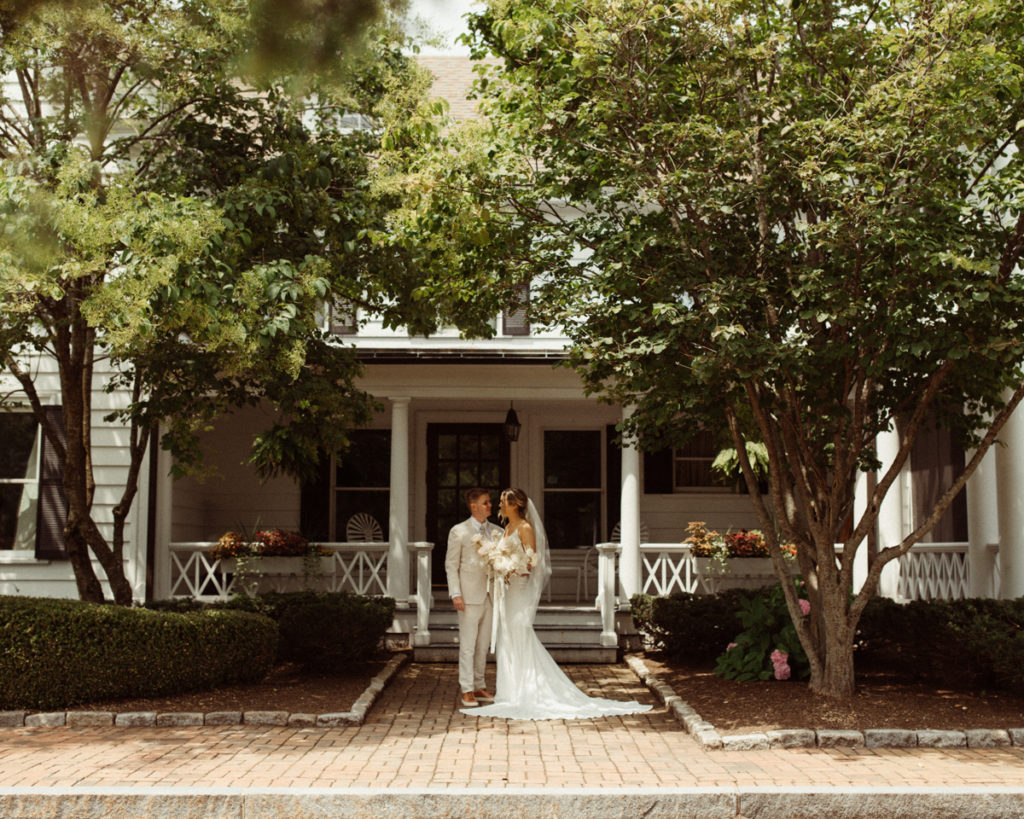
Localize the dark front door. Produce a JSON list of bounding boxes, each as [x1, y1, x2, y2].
[[427, 423, 510, 585]]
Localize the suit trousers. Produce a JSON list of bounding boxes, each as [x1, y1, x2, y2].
[[457, 598, 493, 692]]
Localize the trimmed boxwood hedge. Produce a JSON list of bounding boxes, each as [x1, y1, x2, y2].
[[633, 589, 1024, 694], [149, 590, 397, 671], [221, 591, 396, 672], [0, 596, 277, 710]]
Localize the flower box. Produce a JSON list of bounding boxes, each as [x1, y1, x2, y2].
[[695, 556, 794, 594], [219, 555, 334, 576]]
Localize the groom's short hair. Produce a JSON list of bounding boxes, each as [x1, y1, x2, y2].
[[465, 488, 489, 506]]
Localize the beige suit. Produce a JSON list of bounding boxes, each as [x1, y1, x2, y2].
[[446, 516, 501, 692]]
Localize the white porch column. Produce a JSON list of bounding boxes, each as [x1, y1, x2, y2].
[[850, 470, 869, 594], [388, 397, 411, 607], [995, 395, 1024, 599], [967, 446, 999, 598], [618, 406, 642, 603], [875, 426, 904, 600]]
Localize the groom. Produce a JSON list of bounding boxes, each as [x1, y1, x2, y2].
[[445, 487, 500, 708]]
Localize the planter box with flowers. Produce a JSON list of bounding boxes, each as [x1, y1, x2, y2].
[[684, 522, 796, 594], [211, 529, 333, 593]]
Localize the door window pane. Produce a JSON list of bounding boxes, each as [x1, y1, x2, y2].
[[543, 491, 601, 549], [544, 431, 601, 488]]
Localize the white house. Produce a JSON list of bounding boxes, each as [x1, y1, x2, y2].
[[2, 57, 1020, 656]]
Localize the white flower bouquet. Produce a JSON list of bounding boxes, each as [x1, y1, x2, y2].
[[473, 529, 537, 584]]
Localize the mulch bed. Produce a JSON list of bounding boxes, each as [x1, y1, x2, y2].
[[59, 656, 392, 715], [642, 653, 1024, 734]]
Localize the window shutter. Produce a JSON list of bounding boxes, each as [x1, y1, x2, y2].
[[300, 453, 332, 542], [643, 447, 674, 494], [605, 425, 621, 539], [329, 299, 357, 335], [502, 283, 530, 336], [35, 406, 68, 560]]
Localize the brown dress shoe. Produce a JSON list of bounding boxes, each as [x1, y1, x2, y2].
[[460, 691, 478, 707], [473, 688, 494, 701]]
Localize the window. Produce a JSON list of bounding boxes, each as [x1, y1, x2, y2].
[[334, 430, 391, 542], [673, 429, 717, 490], [543, 430, 602, 548], [644, 430, 722, 494], [0, 405, 66, 558], [0, 412, 39, 550]]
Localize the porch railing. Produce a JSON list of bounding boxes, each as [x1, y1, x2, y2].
[[168, 542, 391, 601], [896, 542, 972, 602]]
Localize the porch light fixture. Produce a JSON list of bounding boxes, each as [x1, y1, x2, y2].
[[503, 403, 521, 443]]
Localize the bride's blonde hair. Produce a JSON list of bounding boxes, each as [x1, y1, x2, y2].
[[500, 488, 529, 519]]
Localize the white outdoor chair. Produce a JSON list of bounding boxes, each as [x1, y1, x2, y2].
[[610, 521, 650, 543], [345, 513, 384, 542]]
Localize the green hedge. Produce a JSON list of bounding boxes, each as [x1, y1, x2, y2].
[[631, 589, 761, 663], [633, 589, 1024, 693], [0, 596, 277, 710], [856, 596, 1024, 692], [221, 591, 396, 672]]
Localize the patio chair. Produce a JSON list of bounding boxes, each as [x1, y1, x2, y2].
[[345, 513, 384, 543]]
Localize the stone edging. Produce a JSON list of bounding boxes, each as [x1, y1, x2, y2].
[[625, 654, 1024, 752], [0, 652, 409, 730]]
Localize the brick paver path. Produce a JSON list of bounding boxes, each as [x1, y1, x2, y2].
[[1, 663, 1023, 790]]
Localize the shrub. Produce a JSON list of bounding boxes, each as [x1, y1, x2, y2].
[[857, 596, 1024, 692], [631, 588, 762, 663], [713, 582, 810, 682], [0, 596, 277, 710], [223, 591, 395, 671]]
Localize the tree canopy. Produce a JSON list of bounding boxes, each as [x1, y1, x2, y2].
[[0, 0, 448, 603], [386, 0, 1024, 698]]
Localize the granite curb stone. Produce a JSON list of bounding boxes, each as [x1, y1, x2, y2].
[[917, 730, 967, 748], [766, 729, 816, 749], [0, 712, 26, 728], [114, 712, 156, 728], [817, 729, 865, 748], [156, 712, 203, 727], [203, 712, 241, 726], [3, 786, 1024, 819], [1, 651, 409, 731], [864, 728, 917, 748], [65, 712, 114, 729], [967, 729, 1011, 748]]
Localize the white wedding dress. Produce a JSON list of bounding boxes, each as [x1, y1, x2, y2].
[[463, 502, 652, 721]]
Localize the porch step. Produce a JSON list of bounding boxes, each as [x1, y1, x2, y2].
[[412, 605, 619, 664]]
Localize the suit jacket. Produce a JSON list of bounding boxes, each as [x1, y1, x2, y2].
[[445, 516, 502, 605]]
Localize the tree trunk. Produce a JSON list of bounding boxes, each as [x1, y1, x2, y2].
[[64, 521, 106, 603], [815, 634, 856, 700]]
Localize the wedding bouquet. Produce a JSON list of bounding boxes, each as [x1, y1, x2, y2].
[[473, 529, 537, 584]]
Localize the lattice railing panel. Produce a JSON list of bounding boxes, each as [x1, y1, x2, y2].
[[168, 543, 389, 602], [898, 544, 970, 602], [640, 546, 699, 597]]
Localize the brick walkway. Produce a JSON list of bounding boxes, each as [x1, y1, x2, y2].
[[1, 662, 1023, 794]]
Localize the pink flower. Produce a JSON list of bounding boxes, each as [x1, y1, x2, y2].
[[726, 642, 738, 651], [770, 649, 791, 681], [798, 599, 811, 616]]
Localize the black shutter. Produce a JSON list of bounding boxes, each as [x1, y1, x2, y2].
[[300, 452, 332, 541], [605, 425, 621, 540], [35, 406, 68, 560], [643, 447, 674, 494], [329, 299, 357, 335]]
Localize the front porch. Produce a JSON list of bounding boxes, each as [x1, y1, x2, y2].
[[164, 538, 989, 661]]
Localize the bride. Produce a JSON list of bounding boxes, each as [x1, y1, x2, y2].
[[463, 488, 652, 720]]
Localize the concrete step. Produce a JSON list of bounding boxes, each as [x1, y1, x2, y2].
[[413, 643, 619, 664], [424, 624, 606, 647]]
